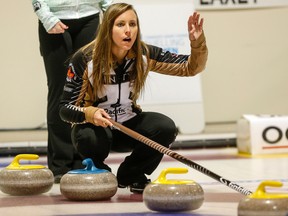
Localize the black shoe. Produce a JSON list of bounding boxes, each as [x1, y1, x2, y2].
[[54, 174, 63, 184], [94, 162, 112, 172], [118, 179, 151, 194]]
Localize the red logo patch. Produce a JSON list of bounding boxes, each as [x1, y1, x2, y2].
[[67, 67, 75, 79]]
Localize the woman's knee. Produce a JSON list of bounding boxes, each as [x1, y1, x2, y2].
[[142, 112, 178, 146], [72, 124, 96, 147], [72, 124, 112, 160]]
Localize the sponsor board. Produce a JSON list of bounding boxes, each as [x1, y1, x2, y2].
[[237, 114, 288, 155], [195, 0, 288, 10]]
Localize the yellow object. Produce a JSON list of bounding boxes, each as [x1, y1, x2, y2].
[[249, 181, 288, 199], [153, 167, 195, 185], [238, 152, 288, 159], [6, 154, 46, 170]]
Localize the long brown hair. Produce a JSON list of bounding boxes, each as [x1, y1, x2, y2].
[[83, 3, 150, 101]]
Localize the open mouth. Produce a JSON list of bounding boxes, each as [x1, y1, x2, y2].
[[123, 37, 131, 42]]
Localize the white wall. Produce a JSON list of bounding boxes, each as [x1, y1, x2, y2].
[[0, 1, 47, 129], [0, 1, 287, 130], [201, 7, 288, 122]]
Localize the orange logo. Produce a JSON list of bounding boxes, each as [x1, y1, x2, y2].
[[67, 67, 75, 79]]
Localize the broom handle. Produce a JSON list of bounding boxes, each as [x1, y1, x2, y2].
[[108, 119, 252, 196]]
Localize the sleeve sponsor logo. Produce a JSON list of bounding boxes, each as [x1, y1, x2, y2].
[[66, 66, 75, 82], [33, 1, 41, 12]]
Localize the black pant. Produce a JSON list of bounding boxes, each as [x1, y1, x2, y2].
[[71, 112, 178, 181], [38, 14, 100, 176]]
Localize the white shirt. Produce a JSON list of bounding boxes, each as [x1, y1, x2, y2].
[[32, 0, 112, 31]]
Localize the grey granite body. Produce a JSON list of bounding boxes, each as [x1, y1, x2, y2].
[[143, 182, 204, 212], [0, 168, 54, 195], [60, 172, 118, 201], [238, 197, 288, 216]]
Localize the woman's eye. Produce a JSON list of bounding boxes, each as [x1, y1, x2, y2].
[[116, 23, 124, 27], [130, 23, 137, 27]]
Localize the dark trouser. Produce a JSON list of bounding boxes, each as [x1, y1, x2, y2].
[[71, 112, 178, 182], [38, 14, 100, 176]]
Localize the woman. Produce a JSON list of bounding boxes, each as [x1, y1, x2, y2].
[[59, 2, 208, 193], [32, 0, 112, 183]]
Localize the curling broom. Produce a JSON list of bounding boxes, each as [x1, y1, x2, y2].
[[108, 119, 252, 196]]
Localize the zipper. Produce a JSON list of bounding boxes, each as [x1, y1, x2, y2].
[[110, 62, 125, 122], [110, 60, 134, 121]]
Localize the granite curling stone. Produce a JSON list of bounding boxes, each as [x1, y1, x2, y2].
[[143, 167, 204, 212], [0, 154, 54, 195], [238, 181, 288, 216], [60, 158, 117, 201]]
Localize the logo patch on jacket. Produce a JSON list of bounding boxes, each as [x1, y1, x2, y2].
[[33, 1, 41, 12], [66, 66, 75, 82]]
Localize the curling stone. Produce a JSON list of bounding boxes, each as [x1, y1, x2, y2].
[[238, 181, 288, 216], [0, 154, 53, 195], [143, 167, 204, 212], [60, 158, 117, 201]]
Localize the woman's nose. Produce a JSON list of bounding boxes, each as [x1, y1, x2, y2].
[[125, 24, 130, 34]]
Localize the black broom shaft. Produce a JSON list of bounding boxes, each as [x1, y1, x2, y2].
[[109, 119, 252, 196]]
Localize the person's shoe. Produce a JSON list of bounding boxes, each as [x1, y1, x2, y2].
[[54, 174, 63, 184], [118, 179, 151, 194], [94, 163, 112, 172]]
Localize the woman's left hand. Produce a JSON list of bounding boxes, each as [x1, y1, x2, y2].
[[188, 12, 204, 41]]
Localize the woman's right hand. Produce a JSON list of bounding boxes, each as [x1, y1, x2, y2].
[[48, 21, 68, 34], [93, 108, 113, 128]]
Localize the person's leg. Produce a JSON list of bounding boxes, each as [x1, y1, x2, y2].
[[71, 14, 100, 50], [115, 112, 178, 192], [38, 22, 83, 180], [57, 14, 100, 170], [71, 123, 112, 171], [61, 14, 99, 56]]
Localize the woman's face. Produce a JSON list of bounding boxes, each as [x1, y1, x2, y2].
[[112, 9, 138, 53]]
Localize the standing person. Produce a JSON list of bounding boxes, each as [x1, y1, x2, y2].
[[59, 3, 208, 193], [31, 0, 113, 183]]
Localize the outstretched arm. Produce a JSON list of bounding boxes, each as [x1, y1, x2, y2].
[[147, 11, 207, 77]]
